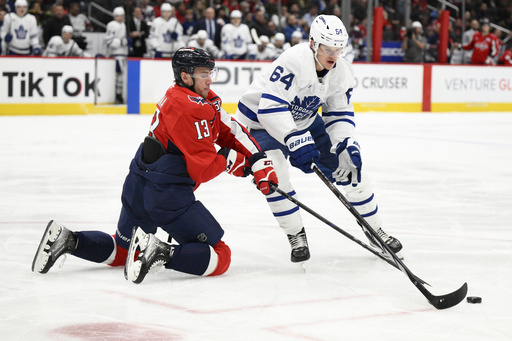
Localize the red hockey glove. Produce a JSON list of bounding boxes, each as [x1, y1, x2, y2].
[[249, 152, 278, 195], [218, 147, 250, 177]]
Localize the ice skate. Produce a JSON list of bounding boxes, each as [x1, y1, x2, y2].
[[124, 227, 173, 284], [363, 226, 403, 255], [287, 227, 310, 263], [32, 220, 77, 274]]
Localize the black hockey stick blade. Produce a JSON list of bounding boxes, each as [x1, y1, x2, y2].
[[311, 163, 468, 309], [269, 183, 428, 285]]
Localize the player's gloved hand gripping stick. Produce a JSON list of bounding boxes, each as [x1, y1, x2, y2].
[[219, 149, 278, 195]]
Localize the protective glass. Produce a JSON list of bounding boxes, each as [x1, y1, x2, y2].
[[317, 45, 343, 58], [190, 67, 218, 82]]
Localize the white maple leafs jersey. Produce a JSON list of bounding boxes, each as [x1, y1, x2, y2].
[[236, 43, 356, 146], [148, 16, 185, 54], [105, 20, 128, 57], [220, 23, 252, 57], [0, 12, 40, 55], [187, 38, 221, 58], [43, 36, 89, 57]]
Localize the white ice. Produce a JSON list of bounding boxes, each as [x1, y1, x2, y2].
[[1, 112, 511, 341]]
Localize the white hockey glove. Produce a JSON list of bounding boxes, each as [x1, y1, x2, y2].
[[332, 137, 362, 186], [110, 38, 121, 49]]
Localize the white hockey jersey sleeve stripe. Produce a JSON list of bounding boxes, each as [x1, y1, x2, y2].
[[258, 107, 289, 114], [260, 93, 290, 106]]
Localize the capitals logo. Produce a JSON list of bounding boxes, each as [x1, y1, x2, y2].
[[289, 95, 322, 120], [188, 95, 208, 105]]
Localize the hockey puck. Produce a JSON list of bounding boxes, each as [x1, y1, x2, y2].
[[467, 296, 482, 304]]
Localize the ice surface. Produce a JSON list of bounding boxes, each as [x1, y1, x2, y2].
[[1, 113, 511, 340]]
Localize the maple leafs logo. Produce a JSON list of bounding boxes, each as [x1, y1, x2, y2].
[[188, 95, 208, 105], [163, 30, 172, 43], [15, 25, 28, 40], [289, 95, 322, 119]]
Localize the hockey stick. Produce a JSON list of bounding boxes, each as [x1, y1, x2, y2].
[[268, 183, 426, 279], [311, 163, 468, 309]]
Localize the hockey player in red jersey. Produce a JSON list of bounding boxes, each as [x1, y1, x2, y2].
[[461, 19, 499, 65], [32, 47, 278, 283]]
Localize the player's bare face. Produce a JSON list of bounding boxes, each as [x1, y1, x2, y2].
[[16, 6, 27, 16], [316, 44, 343, 70], [191, 67, 214, 99], [162, 11, 172, 20]]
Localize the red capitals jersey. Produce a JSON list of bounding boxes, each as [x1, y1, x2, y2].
[[463, 32, 499, 64], [499, 50, 512, 66], [149, 84, 260, 185]]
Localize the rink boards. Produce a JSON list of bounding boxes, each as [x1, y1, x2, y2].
[[1, 56, 512, 115]]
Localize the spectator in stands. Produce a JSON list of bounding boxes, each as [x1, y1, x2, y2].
[[283, 14, 305, 43], [148, 3, 185, 58], [140, 0, 154, 23], [402, 21, 427, 63], [127, 6, 148, 57], [302, 3, 319, 27], [181, 9, 196, 37], [460, 18, 499, 65], [67, 2, 91, 50], [424, 23, 439, 62], [188, 29, 221, 58], [250, 8, 271, 38], [462, 19, 479, 64], [220, 9, 251, 60], [43, 24, 90, 57], [193, 7, 221, 48], [1, 0, 41, 55], [43, 4, 71, 46], [266, 20, 277, 41]]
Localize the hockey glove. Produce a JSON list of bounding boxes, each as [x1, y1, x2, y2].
[[285, 130, 320, 174], [249, 152, 278, 195], [333, 137, 362, 186], [218, 147, 250, 177], [5, 33, 13, 43], [33, 47, 42, 56]]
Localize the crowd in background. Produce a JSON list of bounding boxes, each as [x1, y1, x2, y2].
[[1, 0, 511, 65]]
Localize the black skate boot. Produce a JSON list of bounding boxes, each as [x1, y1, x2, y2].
[[287, 227, 310, 263], [32, 220, 78, 273], [364, 227, 403, 254], [124, 227, 173, 284]]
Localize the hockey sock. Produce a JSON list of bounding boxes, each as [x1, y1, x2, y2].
[[74, 231, 116, 263], [165, 242, 222, 276]]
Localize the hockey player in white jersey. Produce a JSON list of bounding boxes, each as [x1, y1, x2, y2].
[[105, 7, 128, 104], [0, 0, 41, 55], [272, 33, 291, 59], [220, 10, 252, 60], [148, 3, 185, 58], [44, 25, 91, 57], [248, 35, 276, 60], [188, 29, 222, 58], [236, 15, 403, 263]]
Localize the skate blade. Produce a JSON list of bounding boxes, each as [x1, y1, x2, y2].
[[124, 227, 147, 282], [31, 220, 61, 273]]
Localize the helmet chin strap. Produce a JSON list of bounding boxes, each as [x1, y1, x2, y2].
[[312, 45, 327, 71]]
